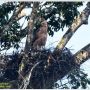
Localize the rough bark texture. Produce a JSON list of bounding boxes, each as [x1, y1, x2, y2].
[[74, 43, 90, 65]]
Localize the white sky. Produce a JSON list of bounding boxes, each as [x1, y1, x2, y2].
[[0, 1, 90, 87]]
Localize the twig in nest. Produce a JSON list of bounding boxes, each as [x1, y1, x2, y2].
[[20, 60, 43, 89]]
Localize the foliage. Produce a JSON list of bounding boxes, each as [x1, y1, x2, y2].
[[0, 2, 28, 50], [54, 68, 90, 89], [0, 2, 83, 50], [40, 2, 83, 35], [68, 68, 90, 89]]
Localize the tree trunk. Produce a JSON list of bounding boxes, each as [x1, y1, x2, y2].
[[24, 2, 39, 54]]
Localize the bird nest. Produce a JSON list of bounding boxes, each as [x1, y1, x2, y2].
[[0, 47, 77, 88]]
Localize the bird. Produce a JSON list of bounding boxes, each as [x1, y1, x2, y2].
[[32, 18, 48, 51]]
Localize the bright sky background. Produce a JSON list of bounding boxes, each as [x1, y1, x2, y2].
[[0, 1, 90, 87]]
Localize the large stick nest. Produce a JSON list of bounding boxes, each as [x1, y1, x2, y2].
[[0, 47, 77, 88]]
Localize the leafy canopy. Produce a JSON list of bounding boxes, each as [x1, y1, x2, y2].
[[0, 2, 83, 50]]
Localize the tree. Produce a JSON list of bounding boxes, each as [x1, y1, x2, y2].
[[0, 1, 90, 89]]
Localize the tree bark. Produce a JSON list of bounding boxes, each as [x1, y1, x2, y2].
[[74, 43, 90, 65], [18, 2, 40, 88]]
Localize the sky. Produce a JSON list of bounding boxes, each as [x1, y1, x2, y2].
[[0, 1, 90, 86]]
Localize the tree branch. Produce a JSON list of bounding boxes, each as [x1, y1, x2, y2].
[[74, 43, 90, 65], [16, 14, 26, 21], [8, 2, 26, 23], [20, 61, 42, 89], [55, 2, 90, 52]]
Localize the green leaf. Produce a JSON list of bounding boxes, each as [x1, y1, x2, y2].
[[87, 79, 90, 85]]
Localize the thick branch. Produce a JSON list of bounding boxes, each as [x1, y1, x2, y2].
[[74, 43, 90, 65], [55, 2, 90, 52]]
